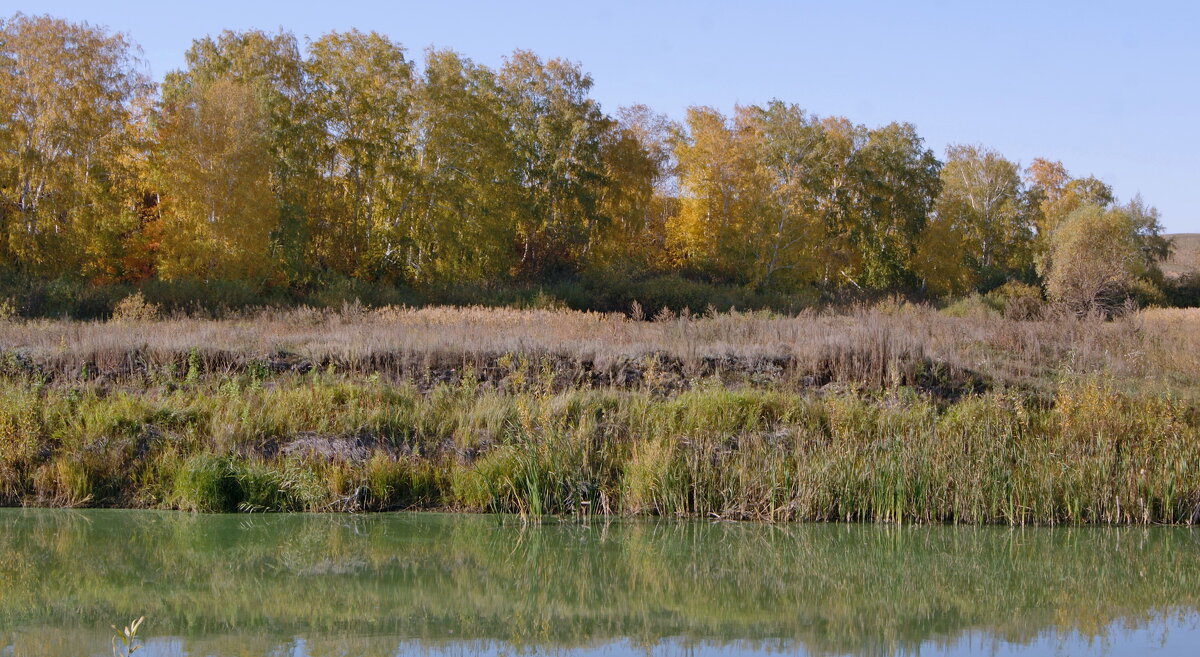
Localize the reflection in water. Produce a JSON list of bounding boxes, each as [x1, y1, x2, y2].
[[1, 509, 1199, 656]]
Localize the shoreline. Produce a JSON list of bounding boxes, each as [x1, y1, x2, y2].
[[2, 305, 1198, 525]]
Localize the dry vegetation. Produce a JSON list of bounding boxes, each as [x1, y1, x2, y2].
[[2, 303, 1198, 394], [2, 304, 1200, 523]]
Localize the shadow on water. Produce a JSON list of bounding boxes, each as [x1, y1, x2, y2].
[[2, 509, 1200, 656]]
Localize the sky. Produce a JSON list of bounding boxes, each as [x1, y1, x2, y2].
[[9, 0, 1199, 232]]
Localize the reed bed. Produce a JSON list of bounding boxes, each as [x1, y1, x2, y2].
[[0, 372, 1197, 524]]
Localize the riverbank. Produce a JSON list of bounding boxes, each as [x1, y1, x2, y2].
[[2, 304, 1199, 524]]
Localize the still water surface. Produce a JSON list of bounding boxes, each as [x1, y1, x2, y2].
[[1, 509, 1199, 656]]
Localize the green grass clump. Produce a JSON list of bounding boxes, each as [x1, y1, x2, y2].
[[171, 454, 241, 512]]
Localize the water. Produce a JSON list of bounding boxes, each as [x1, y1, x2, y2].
[[1, 510, 1199, 656]]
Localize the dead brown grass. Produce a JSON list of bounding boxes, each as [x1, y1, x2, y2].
[[1, 302, 1196, 394]]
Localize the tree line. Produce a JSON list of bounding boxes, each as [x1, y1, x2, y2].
[[0, 14, 1176, 314]]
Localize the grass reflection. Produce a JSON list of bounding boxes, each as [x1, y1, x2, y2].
[[1, 510, 1199, 656]]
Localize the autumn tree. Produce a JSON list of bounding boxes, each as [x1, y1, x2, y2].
[[1122, 194, 1171, 278], [1045, 204, 1142, 315], [669, 106, 940, 293], [668, 106, 769, 282], [615, 105, 677, 197], [154, 78, 277, 282], [306, 30, 415, 278], [809, 117, 869, 288], [400, 49, 520, 284], [0, 14, 150, 279], [913, 212, 975, 297], [585, 105, 675, 275], [499, 51, 610, 277], [849, 122, 941, 289], [741, 102, 825, 290], [163, 29, 317, 282], [935, 145, 1032, 288], [1025, 158, 1115, 236]]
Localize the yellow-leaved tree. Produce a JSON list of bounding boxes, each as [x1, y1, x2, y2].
[[668, 106, 769, 283], [0, 13, 150, 279], [934, 144, 1033, 288], [1025, 157, 1115, 276], [587, 104, 671, 275], [154, 77, 278, 282], [306, 29, 415, 279], [399, 49, 520, 285], [1045, 204, 1140, 316]]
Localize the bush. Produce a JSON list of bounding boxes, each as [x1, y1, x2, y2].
[[111, 292, 161, 322], [0, 276, 128, 318], [1045, 204, 1141, 316], [985, 281, 1045, 320], [520, 289, 568, 311], [305, 276, 419, 310], [940, 294, 999, 318], [1127, 278, 1167, 309], [1163, 273, 1200, 308], [141, 279, 266, 314], [559, 273, 818, 316]]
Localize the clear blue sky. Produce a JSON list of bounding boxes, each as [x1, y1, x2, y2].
[[10, 0, 1199, 232]]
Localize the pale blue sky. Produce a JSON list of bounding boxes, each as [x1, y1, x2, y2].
[[10, 0, 1199, 232]]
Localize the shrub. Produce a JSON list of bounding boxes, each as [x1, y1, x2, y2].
[[1127, 278, 1167, 309], [1045, 204, 1141, 316], [521, 289, 568, 311], [985, 281, 1045, 320], [940, 293, 999, 318], [1163, 273, 1200, 308], [111, 292, 161, 322], [306, 276, 419, 310], [140, 278, 265, 315]]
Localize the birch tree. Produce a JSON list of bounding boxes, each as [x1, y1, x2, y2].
[[0, 14, 150, 278], [936, 144, 1032, 285]]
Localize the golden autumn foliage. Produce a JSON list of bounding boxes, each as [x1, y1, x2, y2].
[[670, 106, 769, 281], [155, 78, 278, 282], [0, 13, 1173, 313], [1045, 204, 1142, 315], [0, 13, 150, 279]]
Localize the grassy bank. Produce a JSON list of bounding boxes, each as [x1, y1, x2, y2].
[[1, 370, 1198, 524], [2, 304, 1199, 524]]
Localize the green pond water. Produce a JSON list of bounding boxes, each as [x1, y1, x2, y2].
[[1, 510, 1199, 656]]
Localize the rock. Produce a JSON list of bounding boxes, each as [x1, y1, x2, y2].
[[280, 432, 377, 462]]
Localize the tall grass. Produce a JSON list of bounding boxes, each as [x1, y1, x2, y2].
[[0, 371, 1197, 524]]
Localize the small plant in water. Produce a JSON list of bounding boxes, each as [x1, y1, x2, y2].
[[112, 616, 144, 657]]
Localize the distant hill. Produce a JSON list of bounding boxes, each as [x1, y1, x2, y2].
[[1163, 234, 1200, 278]]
